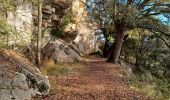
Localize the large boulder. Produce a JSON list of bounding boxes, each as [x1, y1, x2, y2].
[[42, 39, 80, 63], [0, 50, 50, 100]]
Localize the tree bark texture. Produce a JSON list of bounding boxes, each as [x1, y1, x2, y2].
[[107, 23, 126, 63]]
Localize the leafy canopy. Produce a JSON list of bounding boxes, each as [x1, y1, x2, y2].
[[82, 0, 170, 47]]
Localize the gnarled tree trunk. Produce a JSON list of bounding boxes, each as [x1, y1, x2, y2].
[[107, 23, 126, 63]]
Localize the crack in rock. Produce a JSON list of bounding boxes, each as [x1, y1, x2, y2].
[[10, 77, 15, 100]]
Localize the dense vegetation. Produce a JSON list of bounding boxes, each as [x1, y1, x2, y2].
[[123, 29, 170, 99]]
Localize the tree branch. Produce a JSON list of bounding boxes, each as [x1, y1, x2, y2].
[[127, 0, 133, 5], [138, 0, 151, 10], [150, 30, 170, 48]]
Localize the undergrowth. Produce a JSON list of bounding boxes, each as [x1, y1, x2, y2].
[[47, 66, 70, 76], [129, 71, 170, 100], [41, 63, 71, 77]]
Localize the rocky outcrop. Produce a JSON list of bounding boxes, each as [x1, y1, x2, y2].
[[33, 0, 72, 29], [0, 72, 31, 100], [0, 50, 50, 100], [65, 0, 101, 55], [42, 39, 80, 63], [1, 0, 102, 64], [2, 0, 72, 47]]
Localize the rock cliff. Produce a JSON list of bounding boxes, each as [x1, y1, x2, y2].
[[1, 0, 102, 63], [71, 0, 101, 55]]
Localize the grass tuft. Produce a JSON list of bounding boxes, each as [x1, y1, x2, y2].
[[47, 66, 70, 76], [129, 72, 170, 100]]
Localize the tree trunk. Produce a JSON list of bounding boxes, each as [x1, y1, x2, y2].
[[107, 23, 126, 63], [36, 0, 42, 67], [106, 42, 115, 58], [103, 38, 109, 57], [135, 49, 140, 67]]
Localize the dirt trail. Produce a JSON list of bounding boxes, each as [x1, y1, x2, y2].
[[45, 56, 148, 100]]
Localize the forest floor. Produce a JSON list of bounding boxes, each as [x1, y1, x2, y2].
[[44, 56, 149, 100]]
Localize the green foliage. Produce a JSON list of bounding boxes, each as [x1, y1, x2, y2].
[[89, 0, 170, 37], [0, 17, 18, 49], [124, 31, 170, 99], [0, 17, 13, 35], [0, 0, 16, 11], [121, 28, 170, 99], [138, 36, 170, 74], [122, 38, 138, 60], [129, 72, 170, 100], [51, 9, 74, 37]]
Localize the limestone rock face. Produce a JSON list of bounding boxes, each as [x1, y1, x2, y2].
[[33, 0, 72, 29], [0, 50, 50, 100], [2, 0, 71, 47], [65, 0, 101, 55], [1, 0, 102, 63], [0, 72, 31, 100], [6, 3, 32, 45], [42, 39, 80, 63]]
